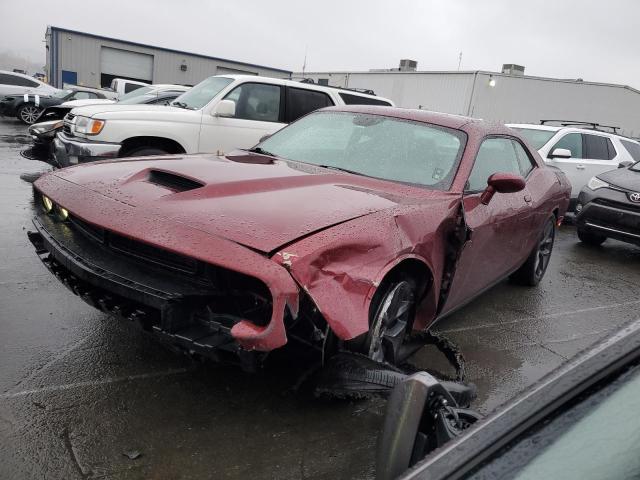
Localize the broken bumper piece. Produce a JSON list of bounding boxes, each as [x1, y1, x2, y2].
[[28, 214, 299, 370]]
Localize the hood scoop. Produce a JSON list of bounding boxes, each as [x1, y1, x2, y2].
[[147, 170, 203, 192]]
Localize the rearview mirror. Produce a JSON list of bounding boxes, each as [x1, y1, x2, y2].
[[480, 172, 526, 205], [212, 99, 236, 118], [618, 160, 633, 169], [548, 148, 572, 159]]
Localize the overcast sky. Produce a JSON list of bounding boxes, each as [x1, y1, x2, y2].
[[1, 0, 638, 88]]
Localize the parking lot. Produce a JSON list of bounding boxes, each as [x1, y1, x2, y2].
[[1, 117, 640, 479]]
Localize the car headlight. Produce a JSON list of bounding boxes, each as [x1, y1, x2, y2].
[[74, 116, 105, 135], [587, 176, 609, 190]]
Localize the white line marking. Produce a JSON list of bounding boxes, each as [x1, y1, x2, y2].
[[438, 300, 640, 333], [0, 368, 189, 400]]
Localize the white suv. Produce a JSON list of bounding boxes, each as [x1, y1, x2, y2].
[[53, 75, 393, 166], [508, 121, 640, 209]]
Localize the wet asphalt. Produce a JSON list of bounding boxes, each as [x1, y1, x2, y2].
[[0, 117, 639, 480]]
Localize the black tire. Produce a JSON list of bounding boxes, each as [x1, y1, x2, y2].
[[511, 216, 556, 286], [577, 228, 606, 246], [363, 275, 418, 364], [17, 104, 43, 125], [124, 147, 170, 157]]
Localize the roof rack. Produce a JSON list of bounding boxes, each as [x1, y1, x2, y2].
[[292, 77, 376, 96], [540, 119, 620, 134]]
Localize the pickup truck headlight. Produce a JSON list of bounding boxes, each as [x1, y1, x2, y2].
[[74, 116, 105, 135], [587, 176, 609, 190]]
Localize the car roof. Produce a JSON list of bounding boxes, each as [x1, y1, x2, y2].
[[215, 74, 392, 102], [320, 105, 513, 134], [148, 84, 190, 91], [401, 317, 640, 480], [508, 123, 638, 142], [0, 69, 47, 86]]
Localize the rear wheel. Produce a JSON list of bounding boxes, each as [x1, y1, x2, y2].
[[365, 276, 418, 364], [511, 216, 556, 286], [577, 228, 606, 246], [18, 104, 42, 125], [124, 147, 170, 157]]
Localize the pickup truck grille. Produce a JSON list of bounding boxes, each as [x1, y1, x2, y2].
[[63, 113, 75, 137]]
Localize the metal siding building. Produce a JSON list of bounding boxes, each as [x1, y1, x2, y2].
[[45, 26, 291, 90], [299, 70, 640, 137]]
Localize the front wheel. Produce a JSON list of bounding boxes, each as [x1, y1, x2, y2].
[[511, 216, 556, 286], [18, 104, 42, 125], [365, 277, 417, 364], [577, 228, 606, 246]]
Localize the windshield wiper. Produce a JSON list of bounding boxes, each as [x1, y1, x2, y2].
[[318, 164, 362, 176], [246, 147, 276, 157], [172, 101, 188, 109]]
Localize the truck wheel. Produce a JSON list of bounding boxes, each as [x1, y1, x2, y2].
[[18, 104, 42, 125], [124, 147, 170, 157], [577, 228, 606, 246], [510, 216, 555, 286]]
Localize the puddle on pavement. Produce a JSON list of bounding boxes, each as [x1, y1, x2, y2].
[[0, 134, 32, 145]]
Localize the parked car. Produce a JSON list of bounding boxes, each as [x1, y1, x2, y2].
[[0, 87, 113, 125], [29, 86, 189, 149], [0, 69, 59, 98], [508, 121, 640, 210], [36, 84, 190, 124], [108, 78, 149, 97], [378, 317, 640, 480], [28, 106, 570, 370], [51, 75, 394, 166], [574, 159, 640, 247]]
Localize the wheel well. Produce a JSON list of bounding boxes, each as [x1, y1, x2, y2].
[[372, 259, 433, 318], [119, 136, 186, 156], [552, 208, 559, 219]]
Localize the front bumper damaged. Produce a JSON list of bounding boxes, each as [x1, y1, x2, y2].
[[29, 179, 302, 368]]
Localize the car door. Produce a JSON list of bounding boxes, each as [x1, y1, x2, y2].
[[545, 132, 586, 198], [198, 82, 286, 154], [439, 137, 533, 316], [582, 133, 619, 182]]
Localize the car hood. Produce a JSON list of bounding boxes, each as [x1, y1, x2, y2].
[[60, 99, 115, 108], [598, 166, 640, 191], [69, 103, 184, 118], [48, 153, 443, 253]]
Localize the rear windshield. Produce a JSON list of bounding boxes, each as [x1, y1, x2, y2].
[[512, 128, 556, 150], [117, 86, 153, 103]]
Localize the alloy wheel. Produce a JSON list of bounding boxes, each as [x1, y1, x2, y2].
[[20, 106, 41, 124], [368, 280, 416, 363], [534, 220, 555, 279]]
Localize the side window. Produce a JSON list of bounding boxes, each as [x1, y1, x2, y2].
[[551, 133, 583, 159], [620, 140, 640, 162], [224, 83, 282, 123], [285, 87, 334, 123], [124, 83, 144, 94], [13, 76, 39, 87], [584, 134, 614, 160], [71, 91, 92, 100], [512, 140, 536, 177], [339, 92, 392, 106], [466, 138, 522, 192], [0, 73, 20, 85]]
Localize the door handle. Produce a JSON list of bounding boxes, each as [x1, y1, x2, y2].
[[524, 194, 532, 203], [576, 164, 586, 170]]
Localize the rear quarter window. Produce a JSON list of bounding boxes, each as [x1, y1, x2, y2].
[[620, 140, 640, 162], [339, 92, 392, 106]]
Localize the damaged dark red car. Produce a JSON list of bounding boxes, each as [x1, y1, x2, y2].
[[28, 106, 570, 369]]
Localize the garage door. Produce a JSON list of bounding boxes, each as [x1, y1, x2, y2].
[[101, 47, 154, 81]]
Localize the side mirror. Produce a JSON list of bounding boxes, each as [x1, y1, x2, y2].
[[548, 148, 572, 159], [212, 99, 236, 118], [480, 172, 526, 205], [618, 160, 633, 169]]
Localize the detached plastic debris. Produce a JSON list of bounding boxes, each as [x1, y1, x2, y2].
[[122, 450, 142, 460]]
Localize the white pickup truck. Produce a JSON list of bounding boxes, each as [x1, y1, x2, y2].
[[53, 75, 393, 166]]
